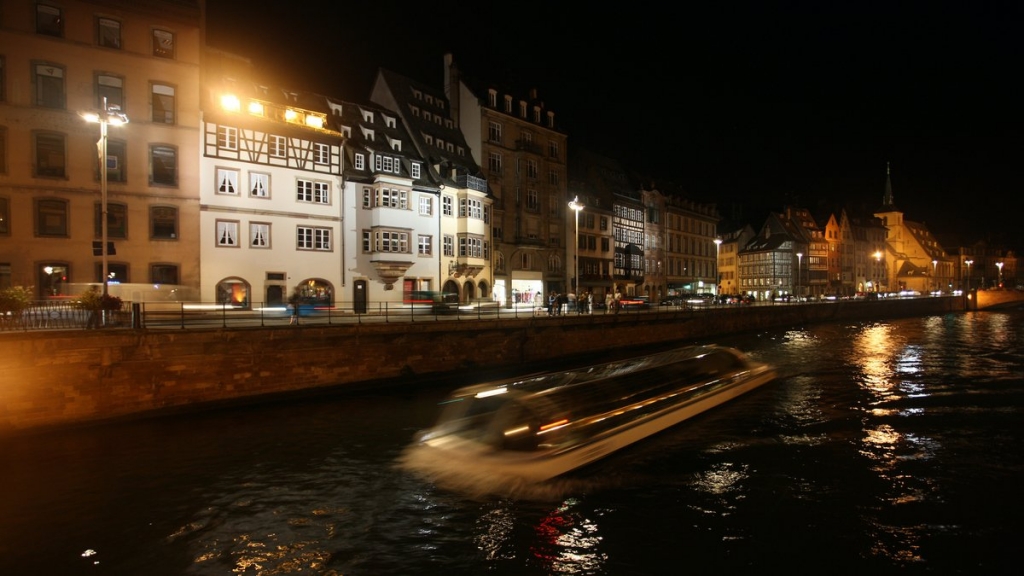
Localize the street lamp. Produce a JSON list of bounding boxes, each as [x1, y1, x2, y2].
[[932, 259, 938, 293], [873, 251, 882, 292], [795, 252, 802, 298], [996, 261, 1004, 288], [964, 259, 973, 291], [568, 196, 584, 295], [713, 238, 722, 295], [80, 97, 129, 297]]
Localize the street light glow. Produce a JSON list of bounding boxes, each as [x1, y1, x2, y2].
[[568, 196, 584, 295], [79, 97, 129, 299]]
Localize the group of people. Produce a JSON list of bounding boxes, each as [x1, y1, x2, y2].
[[547, 290, 595, 315]]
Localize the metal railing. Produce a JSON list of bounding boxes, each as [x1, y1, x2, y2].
[[1, 299, 711, 331]]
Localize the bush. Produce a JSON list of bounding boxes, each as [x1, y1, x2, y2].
[[78, 289, 123, 310], [0, 286, 33, 315]]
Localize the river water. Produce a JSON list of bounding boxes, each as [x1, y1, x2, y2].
[[1, 310, 1021, 575]]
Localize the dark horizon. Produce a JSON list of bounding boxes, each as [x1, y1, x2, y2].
[[205, 1, 1022, 251]]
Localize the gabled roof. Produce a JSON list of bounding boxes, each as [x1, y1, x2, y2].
[[328, 98, 434, 188], [371, 68, 483, 189]]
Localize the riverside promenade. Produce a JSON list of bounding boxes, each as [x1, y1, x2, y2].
[[0, 296, 978, 436]]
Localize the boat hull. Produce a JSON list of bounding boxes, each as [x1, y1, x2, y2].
[[406, 346, 776, 484]]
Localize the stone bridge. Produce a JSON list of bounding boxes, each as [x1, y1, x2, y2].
[[972, 289, 1024, 310]]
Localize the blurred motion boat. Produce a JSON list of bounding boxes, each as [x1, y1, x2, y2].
[[411, 345, 777, 483]]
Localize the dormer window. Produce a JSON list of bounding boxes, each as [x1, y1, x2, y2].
[[519, 101, 527, 118], [410, 106, 420, 117], [445, 119, 454, 129], [424, 134, 434, 146], [361, 127, 374, 141], [547, 111, 555, 128], [412, 88, 422, 100], [504, 95, 512, 113], [534, 106, 541, 123], [412, 163, 421, 179], [488, 89, 497, 108], [426, 94, 434, 105], [388, 137, 401, 152], [384, 115, 396, 128], [360, 109, 374, 123]]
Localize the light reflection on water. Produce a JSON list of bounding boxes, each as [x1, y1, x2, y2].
[[1, 310, 1021, 575]]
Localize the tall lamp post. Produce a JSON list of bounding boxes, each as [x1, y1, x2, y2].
[[964, 259, 973, 291], [795, 252, 803, 298], [568, 196, 584, 295], [873, 251, 882, 292], [996, 261, 1004, 288], [80, 97, 129, 296], [713, 238, 722, 295], [932, 259, 938, 293]]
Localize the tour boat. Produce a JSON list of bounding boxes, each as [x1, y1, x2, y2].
[[407, 344, 777, 484]]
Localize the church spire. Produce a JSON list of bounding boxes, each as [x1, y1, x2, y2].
[[882, 161, 894, 207]]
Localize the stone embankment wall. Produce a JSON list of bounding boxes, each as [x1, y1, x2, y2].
[[0, 297, 964, 436]]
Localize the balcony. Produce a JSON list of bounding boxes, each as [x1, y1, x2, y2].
[[515, 139, 542, 154], [455, 174, 488, 193]]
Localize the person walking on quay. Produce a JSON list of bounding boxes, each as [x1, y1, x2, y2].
[[568, 291, 577, 314], [548, 291, 556, 316]]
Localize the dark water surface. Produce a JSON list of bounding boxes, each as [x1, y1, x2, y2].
[[2, 310, 1022, 575]]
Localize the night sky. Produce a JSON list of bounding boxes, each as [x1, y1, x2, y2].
[[205, 1, 1022, 250]]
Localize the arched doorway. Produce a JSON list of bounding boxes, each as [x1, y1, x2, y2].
[[216, 277, 251, 308], [292, 278, 334, 307]]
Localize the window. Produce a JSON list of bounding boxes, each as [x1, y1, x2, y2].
[[549, 169, 559, 185], [418, 235, 432, 256], [297, 179, 329, 204], [152, 83, 175, 124], [98, 262, 128, 285], [0, 197, 8, 235], [297, 226, 331, 251], [249, 172, 269, 197], [151, 264, 178, 285], [364, 230, 408, 253], [504, 95, 513, 113], [217, 126, 237, 150], [150, 206, 177, 239], [36, 4, 62, 36], [373, 188, 407, 209], [411, 162, 420, 179], [527, 159, 538, 179], [527, 189, 539, 210], [95, 202, 127, 239], [488, 152, 502, 174], [216, 168, 239, 195], [459, 236, 484, 258], [266, 134, 285, 157], [549, 140, 559, 159], [489, 121, 502, 143], [105, 139, 126, 182], [443, 235, 454, 257], [216, 220, 239, 246], [488, 89, 497, 107], [492, 225, 502, 241], [314, 142, 329, 164], [35, 64, 65, 109], [374, 154, 398, 174], [96, 74, 124, 110], [354, 153, 365, 170], [250, 222, 270, 248], [442, 195, 453, 216], [36, 198, 68, 236], [460, 198, 483, 219], [34, 132, 65, 178], [153, 29, 175, 59], [150, 145, 177, 185], [98, 18, 121, 48], [419, 196, 433, 216]]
